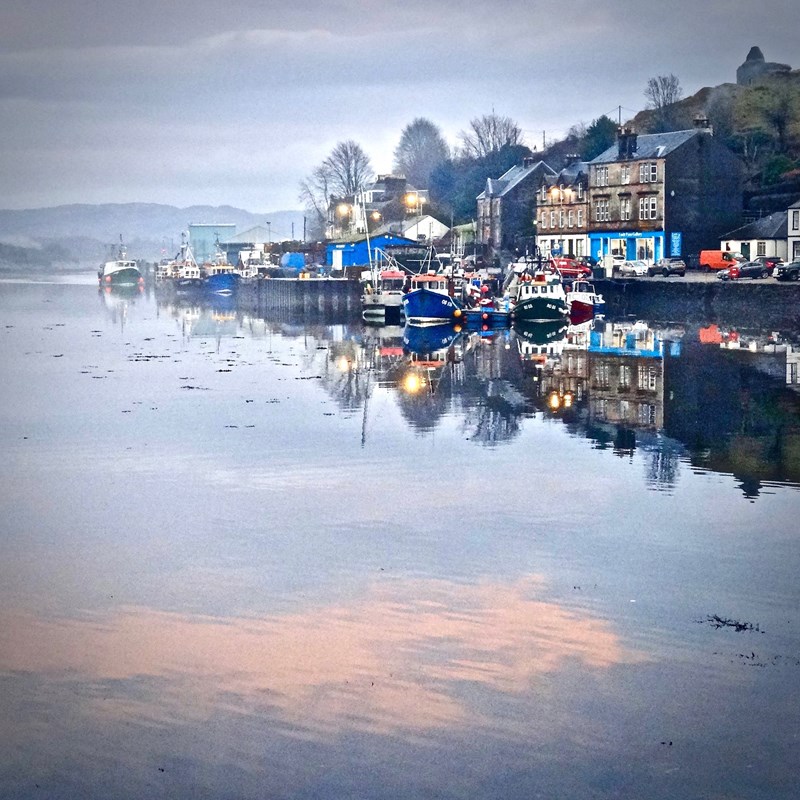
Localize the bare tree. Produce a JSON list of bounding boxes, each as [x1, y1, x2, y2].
[[645, 74, 683, 110], [298, 165, 332, 240], [457, 113, 524, 159], [322, 140, 373, 197], [393, 118, 450, 188], [298, 141, 373, 239], [645, 74, 684, 132]]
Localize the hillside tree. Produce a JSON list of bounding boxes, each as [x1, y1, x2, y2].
[[458, 113, 524, 159], [298, 140, 373, 239], [645, 74, 684, 132], [393, 118, 450, 188]]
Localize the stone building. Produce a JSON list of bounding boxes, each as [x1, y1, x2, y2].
[[587, 121, 743, 262], [736, 46, 791, 86]]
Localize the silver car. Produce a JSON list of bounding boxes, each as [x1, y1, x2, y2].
[[618, 259, 649, 277]]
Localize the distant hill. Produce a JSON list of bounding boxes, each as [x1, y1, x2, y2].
[[0, 203, 306, 266]]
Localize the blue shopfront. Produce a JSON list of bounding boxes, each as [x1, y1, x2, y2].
[[590, 230, 681, 263]]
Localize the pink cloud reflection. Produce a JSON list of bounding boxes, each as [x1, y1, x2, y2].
[[0, 576, 646, 734]]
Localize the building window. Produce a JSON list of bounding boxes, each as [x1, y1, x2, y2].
[[595, 199, 610, 222], [639, 162, 657, 183], [559, 211, 565, 228], [568, 210, 574, 228], [638, 196, 658, 220], [619, 364, 632, 389], [637, 403, 657, 425], [621, 165, 631, 185], [595, 363, 610, 388], [540, 213, 547, 230], [541, 185, 548, 202], [638, 366, 657, 391], [596, 166, 609, 187], [550, 210, 556, 227], [793, 210, 799, 230], [620, 197, 632, 221], [577, 209, 583, 227], [757, 241, 766, 256], [578, 183, 584, 199]]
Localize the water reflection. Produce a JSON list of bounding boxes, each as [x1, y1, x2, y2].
[[317, 314, 800, 495], [0, 576, 645, 737]]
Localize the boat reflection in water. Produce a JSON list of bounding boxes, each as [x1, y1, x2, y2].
[[99, 283, 145, 331]]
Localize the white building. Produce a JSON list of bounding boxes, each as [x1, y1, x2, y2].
[[788, 199, 800, 262], [720, 211, 788, 261]]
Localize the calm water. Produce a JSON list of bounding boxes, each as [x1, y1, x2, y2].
[[1, 277, 799, 799]]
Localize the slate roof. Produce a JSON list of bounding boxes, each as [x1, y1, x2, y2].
[[721, 211, 788, 240], [476, 160, 556, 200], [545, 160, 590, 186], [591, 129, 700, 164]]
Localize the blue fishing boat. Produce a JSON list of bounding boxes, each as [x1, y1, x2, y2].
[[204, 271, 239, 295], [402, 273, 465, 325]]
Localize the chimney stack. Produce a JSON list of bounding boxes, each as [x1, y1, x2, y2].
[[617, 127, 638, 159], [693, 114, 714, 136]]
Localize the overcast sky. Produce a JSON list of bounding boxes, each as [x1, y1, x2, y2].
[[1, 0, 796, 212]]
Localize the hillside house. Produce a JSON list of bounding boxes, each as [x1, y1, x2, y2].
[[535, 159, 591, 258], [477, 158, 556, 254]]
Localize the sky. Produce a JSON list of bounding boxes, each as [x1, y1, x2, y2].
[[1, 0, 797, 213]]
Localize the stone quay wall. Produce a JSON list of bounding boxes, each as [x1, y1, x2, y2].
[[597, 279, 800, 329]]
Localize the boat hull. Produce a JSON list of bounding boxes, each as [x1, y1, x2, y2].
[[464, 308, 512, 328], [204, 272, 239, 295], [511, 296, 568, 323], [99, 266, 142, 287], [402, 288, 463, 324]]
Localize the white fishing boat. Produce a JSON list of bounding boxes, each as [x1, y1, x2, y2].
[[97, 237, 143, 287]]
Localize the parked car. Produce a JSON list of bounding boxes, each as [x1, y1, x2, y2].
[[618, 259, 649, 277], [753, 255, 784, 270], [774, 260, 800, 281], [549, 257, 592, 282], [716, 261, 773, 281], [647, 257, 686, 277]]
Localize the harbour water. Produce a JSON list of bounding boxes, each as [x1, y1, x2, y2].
[[1, 277, 799, 799]]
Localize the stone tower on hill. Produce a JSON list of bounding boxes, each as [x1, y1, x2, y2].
[[736, 46, 791, 85]]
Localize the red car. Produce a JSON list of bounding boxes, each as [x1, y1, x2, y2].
[[549, 257, 592, 282]]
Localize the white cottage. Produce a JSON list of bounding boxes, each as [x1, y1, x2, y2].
[[788, 199, 800, 262], [720, 211, 788, 261]]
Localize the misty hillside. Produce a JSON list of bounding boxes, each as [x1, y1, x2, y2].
[[0, 203, 306, 266]]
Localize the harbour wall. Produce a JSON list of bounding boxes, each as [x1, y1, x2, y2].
[[242, 277, 360, 315], [597, 279, 800, 330]]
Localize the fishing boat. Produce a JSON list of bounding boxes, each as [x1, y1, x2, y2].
[[508, 270, 569, 323], [97, 237, 143, 287], [203, 240, 238, 295], [401, 273, 465, 325], [361, 268, 407, 324], [566, 279, 605, 322]]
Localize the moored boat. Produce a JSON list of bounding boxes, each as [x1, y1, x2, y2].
[[508, 270, 569, 323], [566, 279, 605, 322], [361, 268, 407, 324], [402, 273, 465, 325], [97, 237, 143, 287]]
